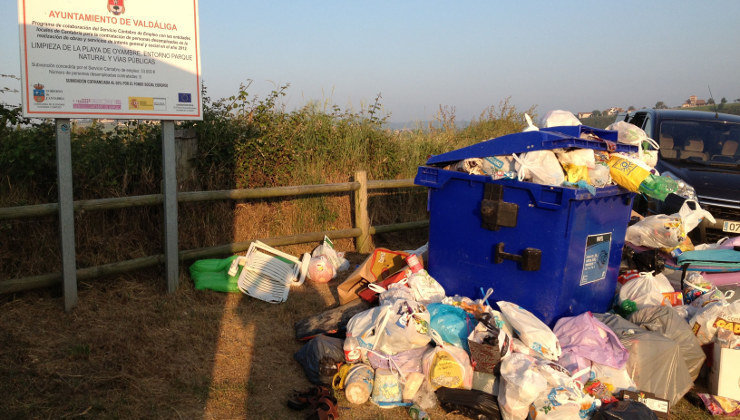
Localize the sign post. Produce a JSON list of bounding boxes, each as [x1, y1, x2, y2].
[[18, 0, 202, 307], [55, 119, 77, 311]]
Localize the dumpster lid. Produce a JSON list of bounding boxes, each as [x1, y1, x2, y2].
[[425, 126, 637, 166]]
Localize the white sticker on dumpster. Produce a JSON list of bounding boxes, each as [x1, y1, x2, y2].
[[580, 233, 612, 285]]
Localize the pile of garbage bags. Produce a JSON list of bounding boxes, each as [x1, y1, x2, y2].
[[291, 240, 740, 419]]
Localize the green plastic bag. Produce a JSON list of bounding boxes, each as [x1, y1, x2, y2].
[[189, 255, 241, 293]]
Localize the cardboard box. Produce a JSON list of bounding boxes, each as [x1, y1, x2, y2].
[[709, 342, 740, 401], [336, 248, 409, 305], [619, 390, 670, 419]]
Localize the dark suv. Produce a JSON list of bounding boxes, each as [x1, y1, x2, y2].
[[615, 109, 740, 243]]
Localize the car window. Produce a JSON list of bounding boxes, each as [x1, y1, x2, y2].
[[659, 120, 740, 165], [628, 112, 647, 129]]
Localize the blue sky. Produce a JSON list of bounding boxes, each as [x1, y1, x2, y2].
[[3, 0, 740, 122]]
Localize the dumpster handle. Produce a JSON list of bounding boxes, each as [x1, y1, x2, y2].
[[494, 242, 542, 271]]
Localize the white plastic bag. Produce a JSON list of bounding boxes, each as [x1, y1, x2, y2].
[[374, 300, 431, 355], [689, 299, 739, 345], [677, 200, 716, 233], [513, 150, 565, 186], [618, 271, 674, 310], [499, 353, 548, 420], [407, 270, 446, 304], [422, 339, 473, 390], [541, 110, 581, 128], [625, 214, 684, 249], [606, 121, 660, 168], [607, 121, 648, 146], [588, 164, 611, 188], [530, 363, 598, 420], [588, 362, 637, 393], [555, 148, 595, 168], [497, 301, 562, 360], [311, 236, 349, 273]]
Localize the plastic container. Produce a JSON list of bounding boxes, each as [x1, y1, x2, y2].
[[415, 129, 637, 326]]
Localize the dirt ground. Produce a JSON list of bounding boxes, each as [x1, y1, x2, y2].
[[0, 234, 717, 419]]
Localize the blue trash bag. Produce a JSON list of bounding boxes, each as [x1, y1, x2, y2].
[[427, 303, 476, 353]]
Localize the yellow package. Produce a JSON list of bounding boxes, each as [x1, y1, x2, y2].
[[429, 351, 464, 389], [607, 154, 650, 192], [562, 164, 590, 183]]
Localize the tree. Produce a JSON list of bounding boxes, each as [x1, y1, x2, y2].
[[721, 97, 727, 104], [707, 98, 715, 105], [628, 105, 636, 111], [591, 109, 602, 117], [654, 101, 667, 109]]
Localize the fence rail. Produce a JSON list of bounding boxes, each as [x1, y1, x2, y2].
[[0, 172, 428, 296]]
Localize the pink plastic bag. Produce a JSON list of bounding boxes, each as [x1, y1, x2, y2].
[[553, 312, 628, 374]]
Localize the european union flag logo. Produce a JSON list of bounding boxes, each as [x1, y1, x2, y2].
[[178, 93, 191, 103]]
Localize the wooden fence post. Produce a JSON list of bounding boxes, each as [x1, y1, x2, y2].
[[353, 170, 372, 253]]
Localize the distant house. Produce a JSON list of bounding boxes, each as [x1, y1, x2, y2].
[[577, 112, 592, 119], [683, 95, 706, 107], [605, 107, 623, 116]]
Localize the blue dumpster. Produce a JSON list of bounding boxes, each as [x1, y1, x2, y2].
[[415, 128, 637, 326]]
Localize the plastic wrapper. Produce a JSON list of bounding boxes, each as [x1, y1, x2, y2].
[[594, 313, 692, 406], [553, 312, 628, 373], [697, 393, 740, 416], [497, 301, 561, 360], [629, 305, 706, 380], [618, 271, 675, 310], [625, 215, 685, 249], [513, 150, 565, 186]]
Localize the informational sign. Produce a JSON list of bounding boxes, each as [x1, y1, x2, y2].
[[580, 232, 612, 286], [18, 0, 202, 120]]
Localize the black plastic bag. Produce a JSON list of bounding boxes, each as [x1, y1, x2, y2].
[[435, 387, 502, 420], [592, 400, 658, 420], [293, 335, 344, 385]]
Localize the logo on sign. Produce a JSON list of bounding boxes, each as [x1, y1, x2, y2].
[[107, 0, 125, 15], [178, 93, 192, 103], [32, 83, 45, 103]]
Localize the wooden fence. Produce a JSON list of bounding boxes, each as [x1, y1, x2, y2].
[[0, 171, 428, 297]]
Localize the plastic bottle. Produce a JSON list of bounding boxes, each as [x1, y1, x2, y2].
[[343, 336, 361, 363], [408, 403, 430, 420], [638, 174, 678, 201]]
